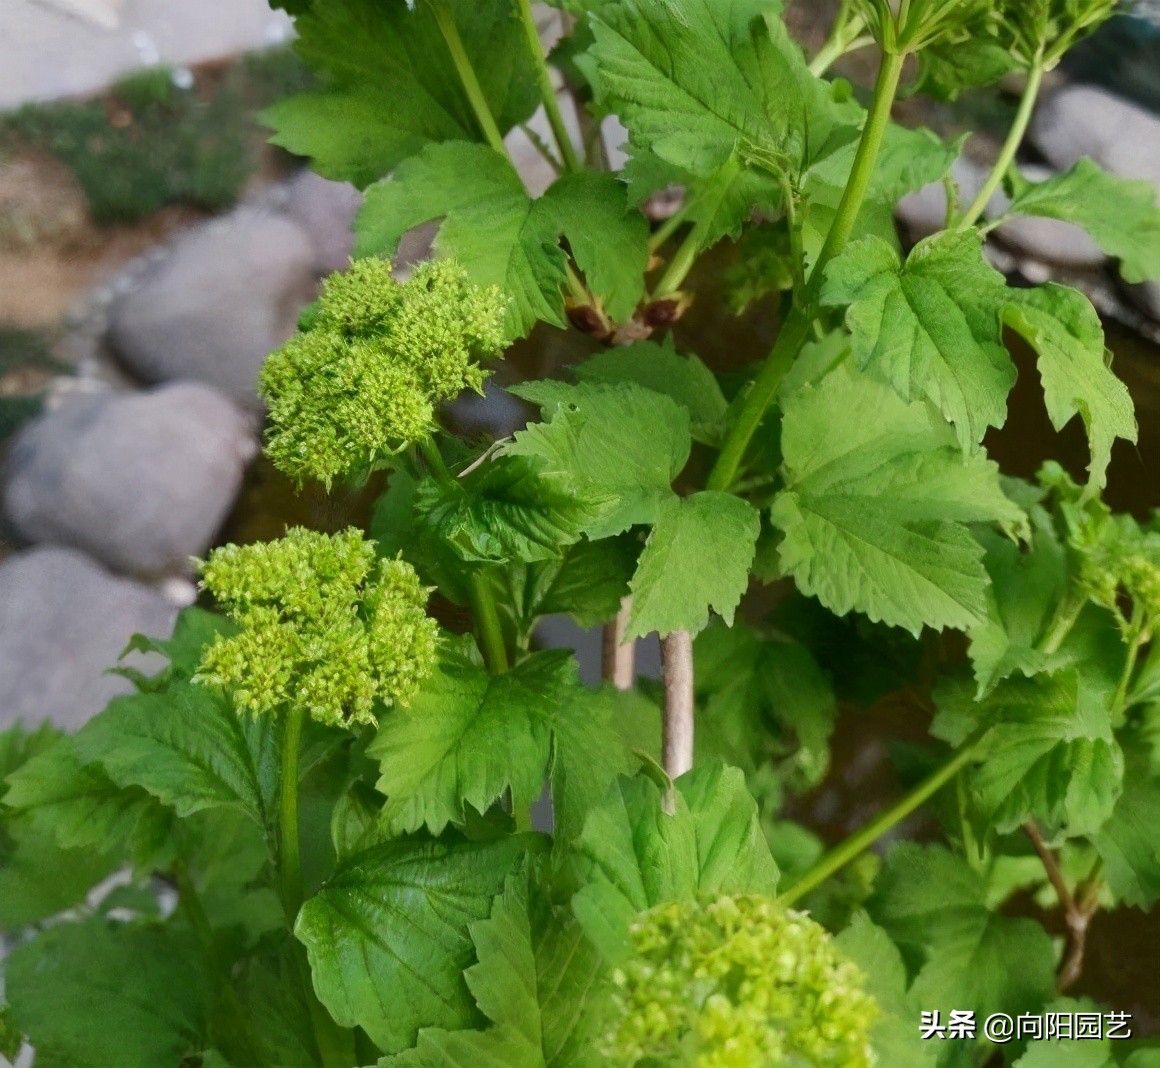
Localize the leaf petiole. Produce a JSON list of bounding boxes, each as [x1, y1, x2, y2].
[[514, 0, 581, 173], [958, 58, 1046, 230], [778, 734, 985, 907], [429, 0, 508, 156]]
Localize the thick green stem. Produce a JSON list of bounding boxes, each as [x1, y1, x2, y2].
[[706, 307, 810, 491], [810, 46, 907, 278], [431, 0, 508, 156], [515, 0, 581, 172], [280, 704, 307, 920], [706, 46, 906, 493], [778, 736, 984, 907], [470, 571, 511, 674], [958, 60, 1045, 229]]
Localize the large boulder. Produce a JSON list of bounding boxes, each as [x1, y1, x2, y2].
[[1031, 85, 1160, 187], [106, 207, 318, 407], [3, 382, 255, 577], [0, 547, 178, 730]]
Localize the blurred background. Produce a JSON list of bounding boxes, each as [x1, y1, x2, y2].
[[0, 0, 1158, 1042]]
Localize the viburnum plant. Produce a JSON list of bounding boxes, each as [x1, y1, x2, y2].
[[3, 0, 1160, 1065]]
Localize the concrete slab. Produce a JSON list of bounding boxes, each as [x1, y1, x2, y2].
[[1, 0, 293, 110]]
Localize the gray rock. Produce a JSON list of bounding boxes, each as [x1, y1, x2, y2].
[[895, 157, 988, 240], [988, 164, 1107, 269], [106, 207, 318, 407], [1127, 279, 1160, 322], [0, 547, 178, 730], [1032, 85, 1160, 187], [3, 382, 256, 577], [282, 169, 362, 276]]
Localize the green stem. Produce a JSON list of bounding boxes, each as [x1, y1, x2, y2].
[[514, 0, 581, 172], [958, 59, 1045, 229], [809, 12, 870, 77], [280, 703, 307, 921], [1111, 628, 1145, 723], [1039, 588, 1087, 656], [779, 736, 984, 907], [470, 570, 511, 674], [652, 222, 704, 299], [431, 0, 508, 155], [810, 46, 907, 280], [648, 201, 693, 254], [419, 437, 512, 674], [706, 46, 906, 493]]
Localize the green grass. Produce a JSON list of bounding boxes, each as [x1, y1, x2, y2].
[[0, 49, 315, 227]]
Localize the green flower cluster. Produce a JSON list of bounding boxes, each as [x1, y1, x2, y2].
[[603, 894, 879, 1068], [1043, 463, 1160, 642], [997, 0, 1117, 67], [196, 527, 439, 728], [260, 258, 507, 487]]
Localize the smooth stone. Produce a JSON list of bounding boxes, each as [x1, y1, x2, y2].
[[1032, 85, 1160, 187], [106, 207, 318, 407], [281, 169, 362, 276], [0, 547, 178, 730], [3, 382, 255, 577]]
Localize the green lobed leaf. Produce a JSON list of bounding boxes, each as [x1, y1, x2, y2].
[[74, 682, 278, 831], [369, 645, 631, 842], [967, 482, 1070, 696], [413, 456, 610, 565], [1005, 158, 1160, 284], [537, 170, 649, 323], [934, 669, 1123, 837], [0, 816, 119, 930], [505, 380, 690, 539], [357, 147, 648, 338], [234, 935, 319, 1068], [694, 620, 836, 789], [569, 763, 778, 962], [263, 0, 538, 187], [1002, 284, 1137, 493], [571, 340, 729, 445], [295, 833, 531, 1053], [868, 843, 1057, 1026], [1092, 743, 1160, 908], [627, 492, 760, 639], [369, 643, 554, 835], [581, 0, 848, 180], [381, 872, 606, 1068], [3, 734, 163, 860], [518, 534, 638, 629], [6, 920, 211, 1068], [834, 912, 938, 1068], [822, 231, 1016, 452], [770, 359, 1027, 636]]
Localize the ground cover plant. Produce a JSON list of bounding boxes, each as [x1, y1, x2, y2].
[[3, 0, 1160, 1065]]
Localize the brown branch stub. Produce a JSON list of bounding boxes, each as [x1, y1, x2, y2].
[[602, 596, 636, 691], [1023, 821, 1102, 993], [661, 629, 695, 787]]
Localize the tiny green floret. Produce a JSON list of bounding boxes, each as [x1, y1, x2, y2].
[[196, 527, 439, 728], [604, 894, 879, 1068], [260, 257, 507, 487]]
